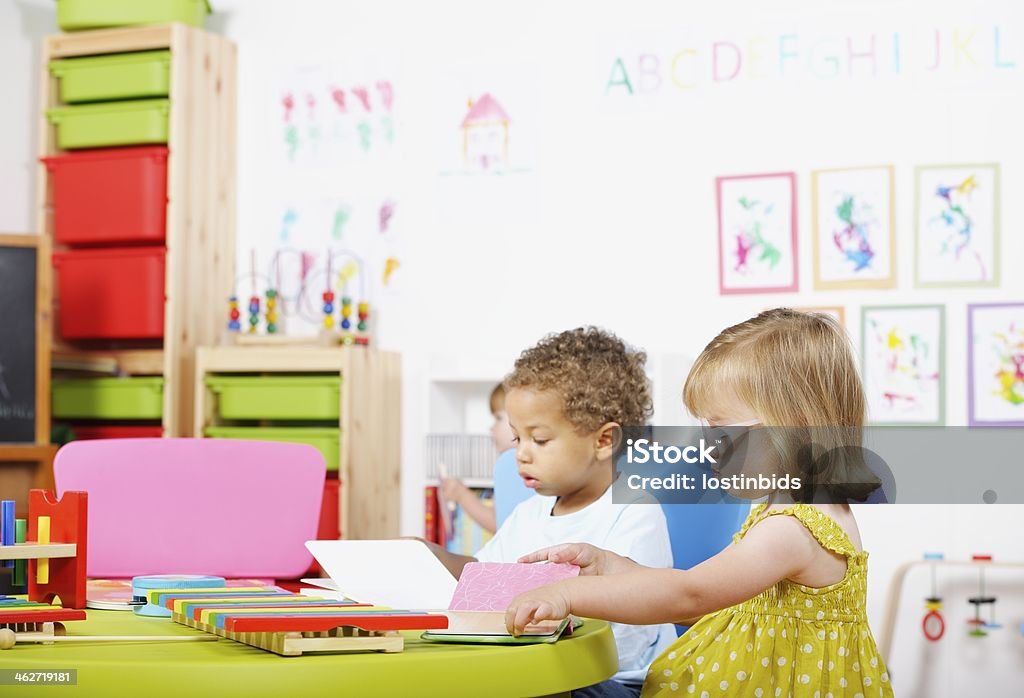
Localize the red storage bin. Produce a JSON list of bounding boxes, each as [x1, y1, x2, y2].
[[318, 478, 340, 540], [42, 146, 168, 246], [71, 424, 164, 440], [305, 478, 340, 576], [53, 246, 165, 339]]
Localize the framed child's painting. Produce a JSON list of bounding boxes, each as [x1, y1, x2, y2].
[[811, 165, 895, 290], [968, 302, 1024, 426], [915, 164, 999, 288], [862, 305, 945, 426], [795, 306, 846, 328], [716, 172, 798, 295]]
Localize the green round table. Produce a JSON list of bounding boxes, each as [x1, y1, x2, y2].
[[0, 610, 618, 697]]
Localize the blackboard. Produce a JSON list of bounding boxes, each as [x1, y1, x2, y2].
[[0, 235, 48, 443]]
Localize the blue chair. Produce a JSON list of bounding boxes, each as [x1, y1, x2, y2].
[[662, 501, 750, 634], [493, 448, 533, 529], [662, 502, 750, 572]]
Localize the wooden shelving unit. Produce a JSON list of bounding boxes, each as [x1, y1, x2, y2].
[[0, 445, 58, 516], [194, 346, 401, 540], [36, 24, 237, 436]]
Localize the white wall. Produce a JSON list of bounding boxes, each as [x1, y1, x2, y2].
[[0, 1, 58, 233], [2, 1, 1023, 693]]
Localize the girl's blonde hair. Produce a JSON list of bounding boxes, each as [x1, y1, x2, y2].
[[684, 308, 880, 501]]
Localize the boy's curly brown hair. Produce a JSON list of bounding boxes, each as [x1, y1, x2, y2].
[[504, 327, 652, 432]]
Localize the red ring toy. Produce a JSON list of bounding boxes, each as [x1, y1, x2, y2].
[[923, 610, 945, 641]]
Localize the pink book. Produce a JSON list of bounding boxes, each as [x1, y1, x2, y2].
[[448, 562, 580, 612]]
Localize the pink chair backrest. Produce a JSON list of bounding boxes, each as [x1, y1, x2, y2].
[[54, 438, 326, 578]]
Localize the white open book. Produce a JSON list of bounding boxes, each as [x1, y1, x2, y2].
[[305, 539, 457, 609], [304, 539, 576, 642]]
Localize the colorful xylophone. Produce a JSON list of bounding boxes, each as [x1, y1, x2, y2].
[[150, 586, 449, 656], [0, 597, 86, 636]]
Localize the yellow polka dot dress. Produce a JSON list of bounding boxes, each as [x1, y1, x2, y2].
[[642, 504, 892, 697]]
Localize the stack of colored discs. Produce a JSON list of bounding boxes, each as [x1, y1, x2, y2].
[[132, 575, 226, 617]]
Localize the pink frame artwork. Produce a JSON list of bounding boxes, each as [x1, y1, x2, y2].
[[717, 172, 799, 295]]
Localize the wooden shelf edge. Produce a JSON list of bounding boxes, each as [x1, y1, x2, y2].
[[52, 348, 165, 376], [0, 444, 58, 460], [46, 24, 175, 58]]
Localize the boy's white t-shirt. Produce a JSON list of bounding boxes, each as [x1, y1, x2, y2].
[[475, 485, 677, 685]]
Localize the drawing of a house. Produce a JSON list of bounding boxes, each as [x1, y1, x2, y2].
[[461, 93, 510, 170]]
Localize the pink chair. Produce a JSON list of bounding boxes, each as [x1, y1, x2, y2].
[[53, 438, 326, 578]]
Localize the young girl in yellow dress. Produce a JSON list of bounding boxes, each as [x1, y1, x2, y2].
[[506, 309, 894, 697]]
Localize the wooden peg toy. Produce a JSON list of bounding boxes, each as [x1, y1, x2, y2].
[[0, 491, 89, 610]]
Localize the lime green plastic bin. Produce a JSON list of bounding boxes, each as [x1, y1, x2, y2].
[[50, 51, 171, 104], [56, 0, 211, 31], [205, 375, 342, 421], [52, 377, 164, 420], [205, 426, 340, 471], [47, 99, 170, 149]]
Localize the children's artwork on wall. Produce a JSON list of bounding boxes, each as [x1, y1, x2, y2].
[[460, 94, 511, 172], [716, 172, 798, 295], [968, 302, 1024, 426], [437, 88, 534, 177], [275, 66, 398, 169], [862, 305, 945, 426], [795, 306, 846, 328], [811, 165, 895, 290], [915, 164, 999, 288], [433, 63, 540, 226], [255, 62, 407, 336]]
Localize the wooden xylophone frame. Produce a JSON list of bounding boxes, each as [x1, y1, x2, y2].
[[172, 613, 404, 656], [0, 620, 63, 637], [0, 607, 86, 637]]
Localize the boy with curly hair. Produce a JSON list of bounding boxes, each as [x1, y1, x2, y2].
[[425, 327, 675, 697]]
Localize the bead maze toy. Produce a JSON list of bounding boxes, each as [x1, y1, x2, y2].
[[318, 251, 370, 345], [227, 251, 278, 336], [148, 586, 449, 656], [0, 491, 88, 635], [227, 248, 372, 345], [227, 295, 242, 332]]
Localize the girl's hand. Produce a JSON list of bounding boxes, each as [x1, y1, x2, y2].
[[440, 477, 470, 506], [519, 543, 639, 576], [504, 582, 571, 636]]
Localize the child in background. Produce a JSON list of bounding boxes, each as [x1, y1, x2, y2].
[[440, 383, 517, 534], [506, 309, 892, 698], [425, 327, 676, 696]]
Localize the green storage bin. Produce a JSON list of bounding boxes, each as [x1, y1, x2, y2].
[[50, 51, 171, 104], [205, 426, 340, 471], [57, 0, 211, 31], [52, 377, 164, 420], [206, 375, 342, 421], [47, 99, 170, 150]]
